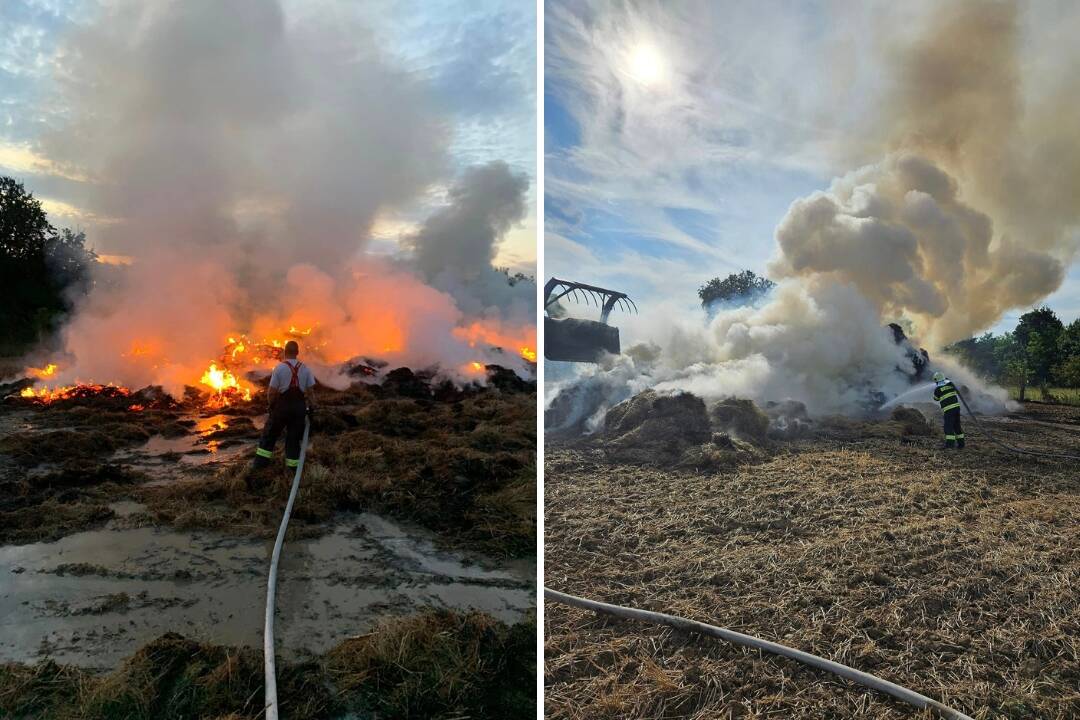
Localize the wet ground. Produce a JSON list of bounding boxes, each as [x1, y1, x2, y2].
[[1, 384, 537, 677], [108, 412, 263, 488], [1, 505, 533, 670]]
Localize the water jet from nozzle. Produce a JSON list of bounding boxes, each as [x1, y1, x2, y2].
[[879, 382, 937, 411]]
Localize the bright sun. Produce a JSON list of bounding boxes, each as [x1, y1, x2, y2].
[[627, 43, 664, 86]]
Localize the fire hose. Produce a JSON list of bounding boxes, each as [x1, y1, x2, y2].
[[545, 393, 1079, 717], [264, 416, 311, 720], [958, 391, 1080, 460], [544, 588, 975, 720]]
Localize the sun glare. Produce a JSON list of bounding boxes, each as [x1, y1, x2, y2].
[[627, 43, 663, 86]]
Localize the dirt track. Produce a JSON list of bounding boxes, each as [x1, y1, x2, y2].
[[544, 402, 1079, 719]]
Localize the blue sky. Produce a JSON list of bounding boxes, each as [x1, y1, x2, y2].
[[544, 0, 1080, 339], [0, 0, 536, 270]]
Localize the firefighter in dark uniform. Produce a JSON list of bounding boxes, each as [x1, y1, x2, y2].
[[252, 340, 315, 469], [932, 371, 965, 449]]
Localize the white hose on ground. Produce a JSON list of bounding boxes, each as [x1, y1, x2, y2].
[[957, 391, 1080, 460], [545, 588, 976, 720], [264, 416, 311, 720]]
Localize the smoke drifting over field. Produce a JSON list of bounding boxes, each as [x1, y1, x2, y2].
[[27, 0, 534, 395], [549, 0, 1073, 426]]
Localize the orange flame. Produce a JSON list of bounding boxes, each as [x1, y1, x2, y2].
[[21, 310, 533, 410], [452, 321, 537, 364], [28, 363, 58, 378], [199, 362, 252, 407], [19, 383, 131, 403]]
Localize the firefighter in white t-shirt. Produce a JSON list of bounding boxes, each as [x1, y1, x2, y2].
[[252, 340, 316, 469]]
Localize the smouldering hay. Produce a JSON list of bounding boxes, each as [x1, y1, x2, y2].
[[141, 383, 537, 556], [545, 403, 1080, 719], [597, 390, 767, 470], [890, 406, 933, 437], [0, 610, 535, 720], [709, 397, 770, 443]]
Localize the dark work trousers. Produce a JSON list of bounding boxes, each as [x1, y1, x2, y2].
[[942, 407, 965, 448], [253, 391, 306, 468]]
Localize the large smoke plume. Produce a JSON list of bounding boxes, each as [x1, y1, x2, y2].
[[29, 0, 534, 394], [550, 0, 1076, 425], [770, 153, 1062, 349]]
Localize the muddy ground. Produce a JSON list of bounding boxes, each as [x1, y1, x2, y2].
[[0, 366, 536, 718], [544, 398, 1079, 719]]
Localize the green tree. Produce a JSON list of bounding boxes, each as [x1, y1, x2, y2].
[[698, 270, 775, 316], [946, 332, 1003, 381], [1054, 355, 1080, 387], [1057, 318, 1080, 359], [0, 176, 96, 353], [1014, 307, 1064, 394], [993, 332, 1031, 399]]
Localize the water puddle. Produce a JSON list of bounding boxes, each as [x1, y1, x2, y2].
[[0, 509, 535, 669], [111, 412, 265, 471]]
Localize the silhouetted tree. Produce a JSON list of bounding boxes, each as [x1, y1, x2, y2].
[[0, 176, 96, 353]]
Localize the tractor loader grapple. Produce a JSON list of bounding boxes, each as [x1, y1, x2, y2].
[[544, 278, 636, 363]]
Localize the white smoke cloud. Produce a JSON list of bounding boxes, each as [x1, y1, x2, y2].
[[770, 153, 1064, 348], [24, 0, 535, 394], [43, 0, 448, 274], [546, 0, 1079, 427]]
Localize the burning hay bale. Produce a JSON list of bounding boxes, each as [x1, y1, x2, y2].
[[381, 367, 433, 399], [604, 390, 709, 439], [815, 405, 936, 443], [604, 390, 710, 445]]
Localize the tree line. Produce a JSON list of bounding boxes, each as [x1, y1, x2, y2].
[[0, 176, 96, 355], [946, 307, 1080, 400]]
